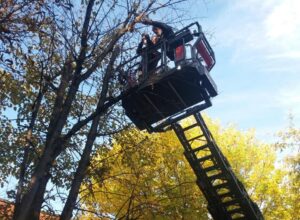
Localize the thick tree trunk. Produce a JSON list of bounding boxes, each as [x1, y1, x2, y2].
[[26, 175, 50, 220], [14, 87, 46, 218], [13, 138, 60, 220], [12, 0, 135, 218], [60, 46, 119, 220], [13, 76, 78, 220], [13, 77, 81, 220], [13, 2, 98, 219]]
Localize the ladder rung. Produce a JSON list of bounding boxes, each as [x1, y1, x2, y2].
[[198, 155, 213, 163], [208, 172, 225, 181], [213, 182, 228, 190], [227, 207, 244, 215], [192, 144, 210, 152], [182, 123, 198, 132], [203, 165, 218, 172], [232, 217, 246, 220], [187, 134, 204, 142], [219, 191, 234, 198], [223, 199, 240, 207], [182, 123, 198, 131]]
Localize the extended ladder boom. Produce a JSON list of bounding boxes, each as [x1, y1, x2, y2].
[[172, 112, 264, 220], [120, 21, 264, 219]]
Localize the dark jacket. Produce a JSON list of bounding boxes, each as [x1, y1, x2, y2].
[[136, 35, 160, 73], [151, 21, 175, 41], [150, 21, 175, 60]]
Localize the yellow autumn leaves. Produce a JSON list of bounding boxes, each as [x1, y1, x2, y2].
[[80, 115, 299, 220]]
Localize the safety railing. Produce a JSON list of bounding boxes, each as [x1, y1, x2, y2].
[[118, 22, 215, 88]]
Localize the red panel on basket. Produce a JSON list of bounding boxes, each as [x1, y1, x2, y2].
[[196, 40, 214, 70], [175, 45, 185, 62]]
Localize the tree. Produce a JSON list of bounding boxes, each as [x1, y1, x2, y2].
[[0, 0, 45, 54], [275, 117, 300, 220], [80, 127, 207, 219], [0, 0, 191, 219], [80, 116, 293, 219]]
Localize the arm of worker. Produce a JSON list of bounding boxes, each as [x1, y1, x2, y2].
[[136, 40, 144, 55], [142, 19, 173, 33]]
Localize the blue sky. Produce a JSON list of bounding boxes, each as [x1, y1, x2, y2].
[[1, 0, 299, 208], [187, 0, 300, 141]]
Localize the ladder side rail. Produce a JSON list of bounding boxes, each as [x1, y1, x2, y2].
[[194, 112, 232, 169]]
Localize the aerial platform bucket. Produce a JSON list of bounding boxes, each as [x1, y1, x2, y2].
[[121, 22, 217, 132]]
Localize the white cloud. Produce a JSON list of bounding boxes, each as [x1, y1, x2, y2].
[[264, 0, 300, 43], [208, 0, 300, 66]]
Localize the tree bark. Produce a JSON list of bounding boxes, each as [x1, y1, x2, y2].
[[60, 114, 100, 220], [13, 0, 138, 218], [26, 175, 50, 220], [60, 46, 119, 220], [14, 85, 47, 218], [13, 1, 98, 219]]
